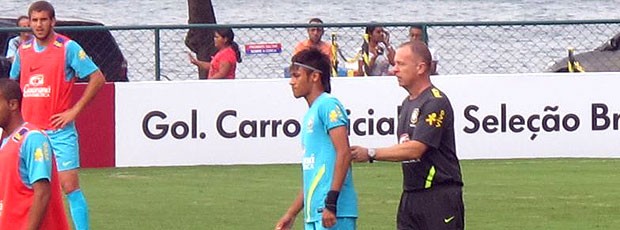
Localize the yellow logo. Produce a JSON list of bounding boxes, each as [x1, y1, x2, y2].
[[53, 40, 63, 47], [12, 127, 29, 142], [34, 148, 44, 162], [13, 132, 23, 141], [22, 43, 32, 49], [425, 110, 446, 128], [329, 106, 343, 123], [78, 50, 87, 60], [431, 88, 443, 98]]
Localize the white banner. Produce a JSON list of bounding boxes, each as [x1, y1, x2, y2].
[[115, 73, 620, 167]]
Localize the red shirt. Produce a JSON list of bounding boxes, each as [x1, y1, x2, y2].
[[18, 34, 74, 129], [0, 124, 69, 230], [208, 46, 237, 79]]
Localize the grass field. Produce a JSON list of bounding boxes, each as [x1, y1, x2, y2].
[[79, 158, 620, 229]]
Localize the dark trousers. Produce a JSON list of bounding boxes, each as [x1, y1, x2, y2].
[[397, 185, 465, 230]]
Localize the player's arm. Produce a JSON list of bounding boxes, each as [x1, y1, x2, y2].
[[322, 125, 352, 227], [275, 189, 303, 230], [50, 70, 104, 128], [28, 179, 51, 230], [352, 98, 448, 162], [208, 61, 232, 79], [50, 41, 105, 129], [328, 125, 351, 192], [21, 132, 54, 230], [70, 69, 105, 115], [352, 140, 428, 162]]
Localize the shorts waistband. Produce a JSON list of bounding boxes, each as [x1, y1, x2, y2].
[[404, 182, 462, 193]]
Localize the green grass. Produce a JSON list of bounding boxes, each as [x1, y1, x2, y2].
[[79, 158, 620, 229]]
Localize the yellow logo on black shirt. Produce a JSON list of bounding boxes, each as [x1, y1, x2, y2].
[[425, 110, 446, 128], [431, 88, 443, 98]]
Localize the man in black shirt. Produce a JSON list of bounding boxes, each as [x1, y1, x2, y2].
[[351, 40, 464, 230]]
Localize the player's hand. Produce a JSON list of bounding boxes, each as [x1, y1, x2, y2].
[[50, 107, 79, 129], [275, 213, 295, 230], [351, 146, 370, 162], [322, 208, 337, 228]]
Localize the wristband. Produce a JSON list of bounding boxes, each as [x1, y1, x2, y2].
[[324, 190, 339, 213]]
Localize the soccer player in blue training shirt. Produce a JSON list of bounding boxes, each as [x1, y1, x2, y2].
[[275, 48, 358, 230]]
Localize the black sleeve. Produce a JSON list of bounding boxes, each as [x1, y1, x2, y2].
[[410, 98, 450, 149]]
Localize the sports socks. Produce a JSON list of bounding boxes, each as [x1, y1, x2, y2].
[[67, 189, 90, 230]]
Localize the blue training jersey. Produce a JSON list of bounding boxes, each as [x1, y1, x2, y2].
[[301, 92, 358, 223], [9, 35, 99, 81], [1, 129, 54, 188]]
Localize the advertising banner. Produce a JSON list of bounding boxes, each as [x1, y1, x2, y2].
[[115, 73, 620, 167]]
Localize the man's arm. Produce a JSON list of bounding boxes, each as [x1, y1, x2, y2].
[[351, 140, 429, 163], [49, 40, 106, 128], [275, 189, 303, 230], [352, 98, 449, 162], [21, 132, 54, 230], [50, 70, 105, 129], [27, 179, 51, 230]]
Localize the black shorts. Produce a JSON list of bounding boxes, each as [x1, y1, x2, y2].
[[397, 185, 464, 230]]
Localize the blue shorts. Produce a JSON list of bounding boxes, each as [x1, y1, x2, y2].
[[304, 217, 356, 230], [46, 122, 80, 171]]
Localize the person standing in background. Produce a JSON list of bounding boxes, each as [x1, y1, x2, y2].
[[5, 15, 31, 63], [188, 28, 242, 79], [293, 18, 333, 61], [358, 25, 395, 76], [9, 1, 107, 229], [410, 25, 439, 75]]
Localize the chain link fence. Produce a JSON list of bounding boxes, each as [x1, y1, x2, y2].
[[2, 21, 619, 81]]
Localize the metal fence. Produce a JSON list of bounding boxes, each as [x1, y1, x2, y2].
[[3, 20, 620, 81]]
